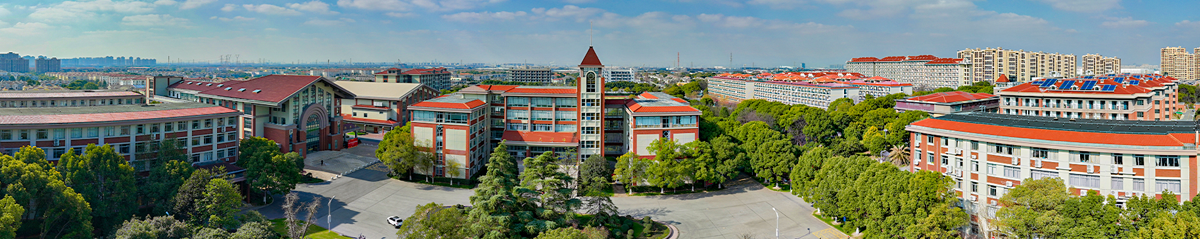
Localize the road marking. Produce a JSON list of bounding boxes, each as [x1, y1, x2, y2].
[[812, 228, 847, 239]]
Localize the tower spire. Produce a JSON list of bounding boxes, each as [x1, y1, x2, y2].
[[589, 21, 593, 46]]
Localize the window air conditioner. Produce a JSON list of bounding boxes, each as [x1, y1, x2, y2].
[[1011, 157, 1019, 165], [969, 195, 977, 201], [1005, 181, 1013, 187], [970, 155, 977, 159], [1111, 167, 1119, 174], [989, 200, 998, 206], [1034, 159, 1043, 168], [1087, 166, 1095, 174], [53, 140, 60, 147]]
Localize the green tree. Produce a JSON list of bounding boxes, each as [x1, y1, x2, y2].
[[398, 203, 469, 239], [413, 139, 438, 183], [710, 135, 742, 188], [199, 178, 243, 229], [994, 177, 1071, 238], [578, 154, 610, 196], [57, 144, 138, 235], [1135, 211, 1200, 239], [113, 216, 193, 239], [231, 221, 278, 239], [445, 160, 464, 185], [1, 148, 94, 239], [0, 195, 23, 239], [465, 141, 522, 238], [613, 152, 646, 188], [140, 139, 195, 215], [376, 125, 420, 179], [173, 168, 227, 224], [250, 152, 303, 203], [517, 151, 578, 232], [886, 144, 910, 167], [237, 137, 282, 172], [534, 226, 608, 239], [646, 138, 685, 194]]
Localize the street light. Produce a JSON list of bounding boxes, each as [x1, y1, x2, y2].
[[772, 207, 779, 239], [328, 196, 335, 229]]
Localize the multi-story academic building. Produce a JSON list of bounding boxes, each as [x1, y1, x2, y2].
[[1081, 54, 1122, 76], [408, 46, 702, 178], [373, 67, 453, 90], [894, 91, 999, 117], [845, 55, 972, 89], [907, 112, 1198, 238], [957, 48, 1077, 83], [0, 91, 242, 172], [995, 73, 1181, 121], [707, 73, 912, 109], [152, 75, 357, 156], [336, 81, 439, 133]]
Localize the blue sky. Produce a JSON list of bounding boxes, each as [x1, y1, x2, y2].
[[0, 0, 1198, 67]]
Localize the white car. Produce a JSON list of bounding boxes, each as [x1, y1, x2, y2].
[[387, 216, 403, 228]]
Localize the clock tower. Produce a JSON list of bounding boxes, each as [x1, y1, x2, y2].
[[577, 46, 605, 160]]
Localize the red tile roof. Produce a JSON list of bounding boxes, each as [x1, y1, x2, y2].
[[906, 91, 996, 103], [410, 98, 486, 109], [0, 91, 142, 99], [925, 58, 964, 65], [0, 106, 237, 125], [168, 80, 227, 92], [504, 87, 578, 94], [911, 118, 1192, 147], [401, 67, 449, 75], [638, 92, 659, 99], [341, 114, 400, 125], [193, 75, 334, 103], [580, 46, 603, 66], [907, 55, 938, 61], [995, 74, 1010, 83], [878, 56, 907, 62], [373, 68, 403, 74], [848, 57, 879, 63], [502, 131, 579, 144]]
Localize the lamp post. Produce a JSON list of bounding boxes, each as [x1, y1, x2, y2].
[[772, 207, 779, 239], [328, 196, 335, 229]]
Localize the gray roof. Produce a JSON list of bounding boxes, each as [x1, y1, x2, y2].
[[333, 81, 424, 100], [936, 112, 1198, 135], [0, 102, 221, 116], [424, 94, 478, 103]]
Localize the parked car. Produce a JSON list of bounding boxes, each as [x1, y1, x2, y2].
[[387, 216, 403, 228]]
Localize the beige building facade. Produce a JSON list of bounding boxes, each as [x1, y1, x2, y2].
[[957, 48, 1077, 84], [1160, 47, 1197, 80], [1081, 54, 1121, 75]]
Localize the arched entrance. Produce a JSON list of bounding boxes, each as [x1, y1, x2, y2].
[[298, 104, 331, 154]]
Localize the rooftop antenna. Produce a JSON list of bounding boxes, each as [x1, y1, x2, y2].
[[589, 21, 593, 46]]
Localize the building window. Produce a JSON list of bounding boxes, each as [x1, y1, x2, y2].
[[971, 182, 978, 192], [1003, 166, 1020, 178], [581, 140, 598, 149], [1113, 154, 1123, 165], [1157, 156, 1180, 167], [164, 123, 173, 132], [204, 119, 213, 128], [926, 135, 934, 145], [71, 128, 83, 138], [988, 185, 997, 196], [1032, 148, 1049, 158], [1069, 174, 1100, 188], [582, 113, 598, 121], [0, 130, 9, 140], [971, 141, 978, 150], [582, 127, 598, 135], [1111, 177, 1124, 190], [121, 126, 131, 136], [1134, 155, 1145, 166], [533, 124, 553, 132], [36, 129, 48, 140], [192, 120, 200, 129], [1133, 178, 1145, 192], [54, 129, 65, 139], [1156, 180, 1181, 194], [87, 128, 98, 138]]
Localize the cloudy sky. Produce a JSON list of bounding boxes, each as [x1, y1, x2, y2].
[[0, 0, 1198, 67]]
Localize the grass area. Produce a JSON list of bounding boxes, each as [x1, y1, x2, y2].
[[574, 215, 670, 239], [813, 212, 854, 234], [750, 176, 792, 192], [269, 219, 352, 239], [345, 131, 368, 136]]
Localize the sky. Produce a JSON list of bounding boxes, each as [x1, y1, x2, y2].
[[1, 0, 1199, 68]]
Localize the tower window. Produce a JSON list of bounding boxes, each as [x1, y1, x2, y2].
[[586, 72, 597, 93]]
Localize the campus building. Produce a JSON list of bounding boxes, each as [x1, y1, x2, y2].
[[507, 67, 555, 84], [995, 73, 1181, 121], [153, 75, 357, 157], [373, 67, 453, 90], [707, 72, 912, 109], [906, 112, 1199, 238], [336, 81, 439, 133], [957, 48, 1077, 83], [894, 91, 999, 117], [604, 67, 637, 82], [845, 55, 972, 89], [408, 46, 702, 178], [0, 91, 242, 172]]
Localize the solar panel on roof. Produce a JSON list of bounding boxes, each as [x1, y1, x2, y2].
[[1040, 79, 1059, 88], [1114, 78, 1124, 84], [1080, 80, 1097, 90], [1129, 80, 1140, 85], [1058, 80, 1075, 89], [1101, 85, 1116, 92], [1083, 76, 1094, 79]]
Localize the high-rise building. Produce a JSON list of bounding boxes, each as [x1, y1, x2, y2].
[[603, 67, 637, 82], [0, 52, 29, 73], [506, 67, 554, 84], [958, 48, 1076, 84], [36, 57, 61, 72], [846, 55, 972, 89], [1159, 47, 1195, 81], [373, 67, 453, 90], [1081, 54, 1121, 76]]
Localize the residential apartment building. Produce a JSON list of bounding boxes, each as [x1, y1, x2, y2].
[[507, 67, 555, 84], [336, 81, 439, 133], [1081, 54, 1121, 75], [35, 57, 61, 73], [373, 67, 453, 90], [907, 112, 1198, 238], [604, 67, 637, 82], [0, 99, 242, 172], [996, 73, 1181, 121], [0, 52, 29, 73], [894, 91, 998, 116], [408, 95, 490, 179], [958, 48, 1077, 83], [409, 46, 702, 178], [0, 90, 145, 108], [1160, 47, 1196, 80], [846, 55, 972, 89], [841, 77, 915, 99], [152, 75, 357, 157], [707, 73, 912, 109]]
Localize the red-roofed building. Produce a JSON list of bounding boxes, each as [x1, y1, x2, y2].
[[406, 94, 490, 178], [373, 67, 452, 90], [996, 73, 1181, 121], [895, 91, 999, 116], [846, 55, 973, 89], [153, 75, 357, 157], [906, 112, 1198, 238]]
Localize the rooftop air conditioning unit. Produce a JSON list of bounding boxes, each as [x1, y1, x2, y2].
[[1005, 181, 1014, 187]]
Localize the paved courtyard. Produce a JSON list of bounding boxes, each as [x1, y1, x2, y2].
[[256, 144, 845, 239]]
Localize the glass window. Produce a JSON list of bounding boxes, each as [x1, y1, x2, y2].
[[1069, 174, 1100, 188], [36, 129, 48, 140], [506, 97, 529, 107], [178, 121, 188, 131], [136, 125, 145, 135], [555, 111, 576, 121], [1157, 156, 1180, 167], [192, 120, 200, 129], [533, 124, 552, 132], [71, 128, 83, 138], [1111, 177, 1124, 190], [1133, 178, 1145, 192], [532, 98, 553, 108], [506, 110, 529, 120], [555, 124, 576, 132], [54, 129, 65, 139], [555, 98, 576, 107], [1003, 166, 1020, 178], [1156, 180, 1181, 194], [87, 128, 98, 138], [532, 111, 553, 121], [1113, 154, 1123, 165], [1134, 155, 1145, 166], [204, 119, 213, 128], [0, 130, 9, 140]]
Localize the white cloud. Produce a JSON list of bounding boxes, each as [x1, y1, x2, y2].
[[122, 14, 190, 26], [411, 0, 505, 11], [221, 4, 236, 12], [386, 12, 416, 18], [304, 18, 356, 26], [563, 0, 595, 3], [0, 6, 9, 17], [289, 1, 338, 14], [531, 5, 605, 22], [154, 0, 177, 6], [211, 16, 256, 22], [243, 4, 303, 16], [0, 22, 52, 36], [442, 11, 528, 23], [180, 0, 218, 10], [28, 0, 156, 23], [1176, 20, 1200, 28], [1032, 0, 1120, 12], [337, 0, 410, 11], [1101, 17, 1149, 28]]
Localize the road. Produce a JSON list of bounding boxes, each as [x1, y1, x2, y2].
[[255, 146, 843, 239]]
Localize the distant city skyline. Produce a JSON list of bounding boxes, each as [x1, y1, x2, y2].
[[1, 0, 1199, 67]]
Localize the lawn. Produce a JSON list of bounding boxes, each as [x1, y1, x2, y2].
[[269, 219, 352, 239], [574, 215, 671, 239]]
